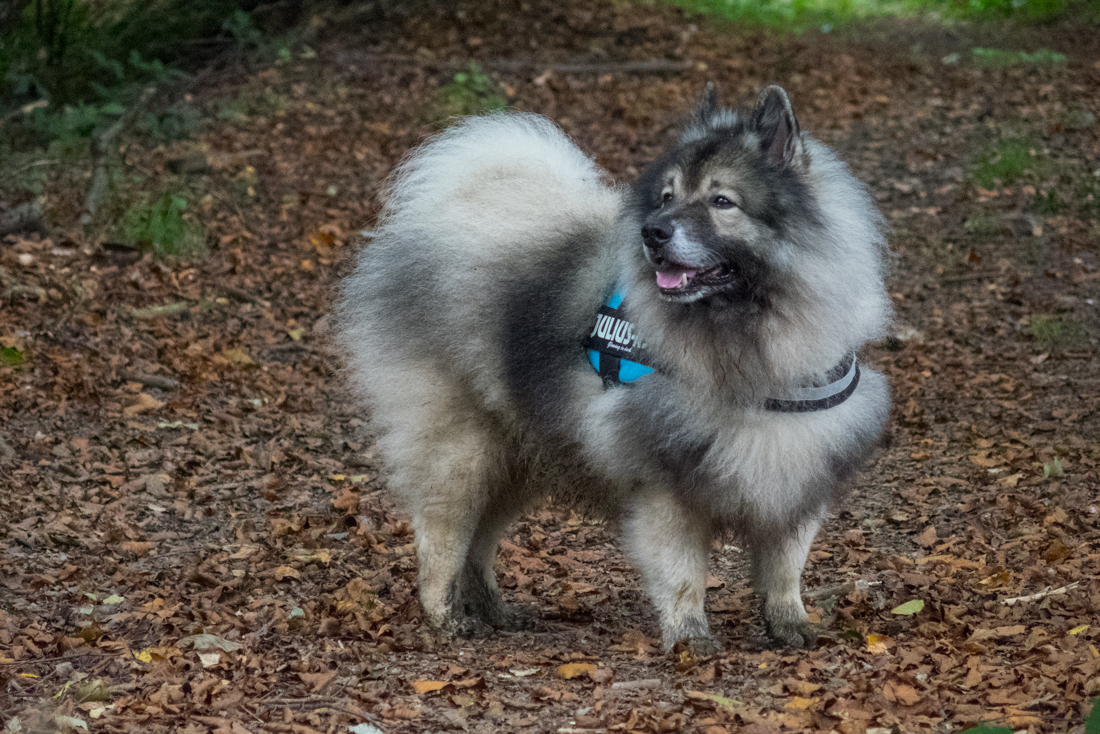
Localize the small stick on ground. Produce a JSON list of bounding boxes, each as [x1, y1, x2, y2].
[[119, 370, 180, 390], [0, 433, 14, 460]]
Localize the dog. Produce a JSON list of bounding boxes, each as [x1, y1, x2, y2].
[[336, 86, 891, 653]]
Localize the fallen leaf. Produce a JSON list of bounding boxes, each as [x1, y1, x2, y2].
[[178, 634, 242, 653], [883, 681, 920, 706], [274, 565, 300, 581], [685, 690, 741, 709], [867, 633, 891, 654], [891, 599, 925, 615], [785, 696, 815, 710], [300, 670, 337, 693], [557, 663, 596, 679], [198, 652, 222, 668], [221, 348, 253, 364], [123, 393, 163, 417], [411, 679, 451, 694]]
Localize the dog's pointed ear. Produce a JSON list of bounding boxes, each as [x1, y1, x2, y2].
[[692, 82, 721, 127], [751, 86, 802, 168]]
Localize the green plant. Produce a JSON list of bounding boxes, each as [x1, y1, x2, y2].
[[1043, 456, 1064, 478], [120, 192, 206, 260], [1, 1, 253, 125], [437, 62, 507, 118], [972, 47, 1066, 66], [660, 0, 1092, 31], [138, 100, 201, 142], [972, 138, 1041, 188], [1, 346, 26, 367], [1028, 313, 1086, 350], [217, 87, 287, 124]]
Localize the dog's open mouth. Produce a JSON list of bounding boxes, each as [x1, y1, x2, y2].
[[655, 263, 735, 295]]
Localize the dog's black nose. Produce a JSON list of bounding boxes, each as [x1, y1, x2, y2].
[[642, 223, 673, 249]]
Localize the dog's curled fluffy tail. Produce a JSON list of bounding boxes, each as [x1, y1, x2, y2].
[[337, 114, 622, 417], [374, 113, 621, 259]]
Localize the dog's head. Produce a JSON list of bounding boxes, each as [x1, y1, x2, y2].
[[632, 86, 820, 309]]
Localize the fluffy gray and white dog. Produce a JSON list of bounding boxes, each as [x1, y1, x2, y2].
[[336, 86, 891, 653]]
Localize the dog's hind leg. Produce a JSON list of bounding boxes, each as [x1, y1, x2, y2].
[[374, 369, 503, 638], [458, 485, 531, 630], [406, 446, 496, 638], [624, 489, 717, 655], [748, 508, 824, 648]]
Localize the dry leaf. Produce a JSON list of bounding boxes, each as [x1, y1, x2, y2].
[[883, 681, 920, 706], [411, 679, 451, 694], [123, 393, 163, 416], [557, 663, 596, 679], [299, 670, 337, 693]]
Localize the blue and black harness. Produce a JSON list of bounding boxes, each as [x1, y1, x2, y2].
[[582, 288, 860, 413]]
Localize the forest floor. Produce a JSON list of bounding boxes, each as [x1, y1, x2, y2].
[[1, 2, 1099, 733]]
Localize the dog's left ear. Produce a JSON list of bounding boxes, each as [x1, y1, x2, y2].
[[751, 86, 803, 169]]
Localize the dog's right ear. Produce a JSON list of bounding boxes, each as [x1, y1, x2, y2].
[[751, 85, 803, 169]]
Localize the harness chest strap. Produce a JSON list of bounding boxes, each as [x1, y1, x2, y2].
[[582, 289, 859, 413]]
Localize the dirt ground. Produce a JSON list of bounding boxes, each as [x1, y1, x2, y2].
[[2, 2, 1099, 733]]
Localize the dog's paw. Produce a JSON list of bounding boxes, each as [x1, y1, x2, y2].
[[454, 616, 495, 639], [765, 618, 817, 649]]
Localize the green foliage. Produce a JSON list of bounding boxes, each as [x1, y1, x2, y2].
[[437, 62, 507, 118], [1, 347, 26, 367], [120, 192, 206, 261], [958, 726, 1013, 734], [1043, 456, 1064, 478], [1028, 313, 1086, 350], [661, 0, 1095, 30], [1087, 697, 1100, 734], [217, 87, 288, 124], [972, 47, 1066, 66], [0, 1, 250, 131], [138, 101, 202, 142], [972, 138, 1041, 188]]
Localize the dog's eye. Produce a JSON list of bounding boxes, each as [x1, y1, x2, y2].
[[661, 191, 673, 204], [712, 195, 736, 210]]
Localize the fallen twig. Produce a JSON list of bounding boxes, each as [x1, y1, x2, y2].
[[941, 270, 1001, 284], [1000, 582, 1080, 606], [119, 370, 180, 390], [0, 652, 118, 667], [82, 86, 157, 225], [222, 285, 270, 308], [610, 678, 662, 690], [492, 58, 694, 74], [0, 433, 15, 460], [338, 50, 693, 75], [129, 301, 191, 319]]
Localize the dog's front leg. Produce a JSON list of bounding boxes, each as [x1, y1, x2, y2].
[[748, 508, 824, 648], [624, 489, 717, 655]]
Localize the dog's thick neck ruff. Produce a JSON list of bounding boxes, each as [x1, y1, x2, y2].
[[584, 286, 860, 412]]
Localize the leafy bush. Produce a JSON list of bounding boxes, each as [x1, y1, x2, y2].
[[120, 192, 206, 260], [1, 1, 251, 127]]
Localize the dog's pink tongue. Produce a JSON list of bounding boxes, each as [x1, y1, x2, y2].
[[656, 268, 697, 289]]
